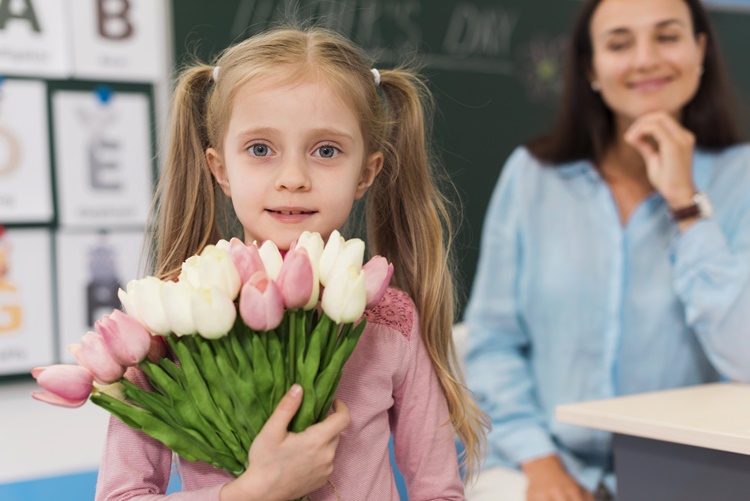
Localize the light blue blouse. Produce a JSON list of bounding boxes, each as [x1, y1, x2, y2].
[[464, 145, 750, 491]]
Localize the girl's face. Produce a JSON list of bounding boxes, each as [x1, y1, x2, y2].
[[589, 0, 706, 127], [207, 76, 383, 250]]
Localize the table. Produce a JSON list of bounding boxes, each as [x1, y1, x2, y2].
[[556, 383, 750, 501]]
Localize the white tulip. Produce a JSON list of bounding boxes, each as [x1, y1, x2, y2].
[[197, 245, 241, 300], [319, 230, 365, 286], [295, 231, 325, 309], [321, 265, 366, 323], [117, 281, 139, 321], [178, 255, 201, 289], [124, 277, 171, 335], [191, 286, 237, 339], [161, 281, 197, 336], [258, 240, 283, 280], [215, 239, 231, 252]]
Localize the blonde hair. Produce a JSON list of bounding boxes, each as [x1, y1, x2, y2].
[[151, 26, 488, 479]]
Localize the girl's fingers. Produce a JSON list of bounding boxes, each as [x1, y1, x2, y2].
[[305, 399, 351, 438]]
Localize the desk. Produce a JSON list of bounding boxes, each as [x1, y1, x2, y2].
[[556, 383, 750, 501]]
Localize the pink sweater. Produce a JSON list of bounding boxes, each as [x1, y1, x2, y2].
[[95, 288, 465, 500]]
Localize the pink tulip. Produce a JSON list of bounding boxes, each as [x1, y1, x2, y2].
[[147, 335, 168, 363], [96, 309, 152, 366], [363, 256, 394, 309], [228, 238, 266, 284], [31, 365, 94, 408], [69, 331, 125, 384], [276, 248, 314, 310], [239, 271, 284, 331]]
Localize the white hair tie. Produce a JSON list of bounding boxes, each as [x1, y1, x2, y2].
[[212, 66, 220, 83], [371, 68, 381, 87]]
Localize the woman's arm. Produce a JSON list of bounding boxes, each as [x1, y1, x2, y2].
[[464, 148, 557, 466]]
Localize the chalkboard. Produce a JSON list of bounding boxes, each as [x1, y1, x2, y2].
[[172, 0, 750, 316]]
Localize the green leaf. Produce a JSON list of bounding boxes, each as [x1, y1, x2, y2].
[[91, 393, 244, 475], [251, 333, 274, 416]]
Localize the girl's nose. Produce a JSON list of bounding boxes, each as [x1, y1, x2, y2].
[[274, 156, 311, 192]]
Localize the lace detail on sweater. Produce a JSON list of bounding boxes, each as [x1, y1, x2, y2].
[[364, 287, 414, 340]]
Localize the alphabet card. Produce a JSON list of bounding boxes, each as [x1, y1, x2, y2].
[[0, 79, 53, 223], [52, 89, 153, 229], [0, 228, 54, 375], [0, 0, 71, 78], [70, 0, 166, 82], [56, 229, 145, 364]]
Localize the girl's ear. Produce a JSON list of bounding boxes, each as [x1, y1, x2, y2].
[[355, 151, 384, 200], [206, 148, 231, 197]]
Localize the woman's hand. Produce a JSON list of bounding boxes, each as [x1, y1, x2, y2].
[[220, 384, 351, 501], [522, 455, 594, 501], [624, 111, 697, 210]]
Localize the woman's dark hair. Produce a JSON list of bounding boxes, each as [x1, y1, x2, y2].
[[527, 0, 743, 165]]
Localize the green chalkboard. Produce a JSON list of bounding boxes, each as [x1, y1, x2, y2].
[[172, 0, 750, 315]]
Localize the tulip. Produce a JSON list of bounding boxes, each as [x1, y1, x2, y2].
[[215, 239, 231, 252], [197, 245, 242, 300], [31, 365, 94, 408], [178, 255, 201, 289], [228, 237, 266, 284], [319, 230, 365, 286], [93, 381, 126, 401], [362, 256, 394, 309], [161, 281, 197, 336], [118, 277, 171, 336], [191, 285, 237, 339], [277, 248, 314, 310], [258, 240, 283, 280], [294, 231, 324, 309], [68, 331, 126, 384], [147, 335, 168, 363], [239, 271, 285, 331], [321, 265, 367, 323], [96, 309, 153, 366]]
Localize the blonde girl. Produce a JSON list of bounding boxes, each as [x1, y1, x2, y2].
[[96, 26, 488, 501]]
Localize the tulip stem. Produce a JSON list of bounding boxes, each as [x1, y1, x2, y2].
[[288, 311, 296, 386]]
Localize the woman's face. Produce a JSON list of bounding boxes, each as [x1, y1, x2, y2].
[[589, 0, 706, 127]]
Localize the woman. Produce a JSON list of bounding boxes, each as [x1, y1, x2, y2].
[[464, 0, 750, 500]]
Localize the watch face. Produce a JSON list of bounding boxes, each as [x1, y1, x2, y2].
[[695, 193, 714, 218]]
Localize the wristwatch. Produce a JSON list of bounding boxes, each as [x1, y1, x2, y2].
[[670, 192, 713, 221]]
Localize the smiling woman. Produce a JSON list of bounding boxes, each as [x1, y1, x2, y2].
[[464, 0, 750, 500]]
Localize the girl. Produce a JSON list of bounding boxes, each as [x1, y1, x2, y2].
[[96, 26, 488, 500]]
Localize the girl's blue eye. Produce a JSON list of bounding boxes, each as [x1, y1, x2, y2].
[[250, 144, 270, 157], [316, 145, 339, 158]]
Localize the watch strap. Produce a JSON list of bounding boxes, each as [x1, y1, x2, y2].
[[671, 203, 701, 221]]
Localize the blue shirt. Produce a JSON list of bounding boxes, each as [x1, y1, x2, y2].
[[464, 146, 750, 492]]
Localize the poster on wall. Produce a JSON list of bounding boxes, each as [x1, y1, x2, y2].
[[0, 228, 54, 376], [56, 229, 146, 364], [53, 89, 153, 229], [70, 0, 166, 82], [0, 79, 53, 223], [0, 0, 71, 78]]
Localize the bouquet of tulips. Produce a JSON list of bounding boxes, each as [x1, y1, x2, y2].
[[31, 230, 393, 476]]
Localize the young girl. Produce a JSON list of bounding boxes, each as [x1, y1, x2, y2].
[[95, 27, 488, 500]]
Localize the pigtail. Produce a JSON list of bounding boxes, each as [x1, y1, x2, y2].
[[370, 69, 489, 481], [149, 64, 228, 279]]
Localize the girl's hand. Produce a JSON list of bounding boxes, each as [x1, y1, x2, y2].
[[220, 384, 351, 501], [624, 111, 697, 210], [522, 455, 595, 501]]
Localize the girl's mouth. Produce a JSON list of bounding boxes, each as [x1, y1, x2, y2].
[[266, 208, 317, 222]]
